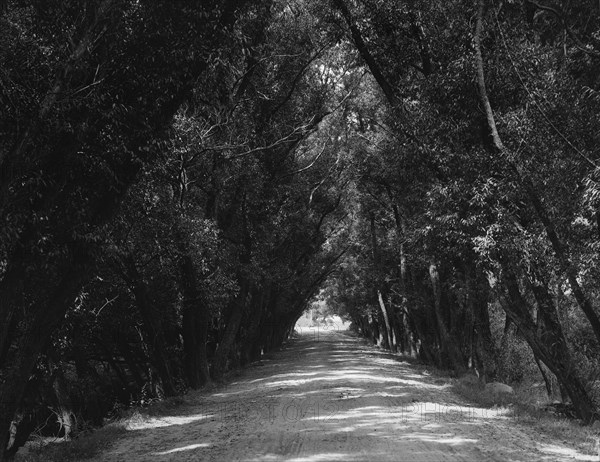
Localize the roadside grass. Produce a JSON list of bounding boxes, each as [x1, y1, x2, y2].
[[347, 331, 599, 454], [122, 394, 188, 417], [15, 332, 599, 460], [452, 376, 599, 456], [15, 423, 128, 462], [15, 394, 192, 461]]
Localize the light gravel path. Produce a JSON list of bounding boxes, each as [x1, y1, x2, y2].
[[93, 330, 596, 461]]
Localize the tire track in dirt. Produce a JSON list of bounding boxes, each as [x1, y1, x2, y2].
[[93, 330, 596, 461]]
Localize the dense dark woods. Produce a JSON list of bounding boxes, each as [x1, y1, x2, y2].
[[1, 0, 600, 458]]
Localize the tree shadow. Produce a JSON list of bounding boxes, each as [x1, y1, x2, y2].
[[90, 331, 596, 462]]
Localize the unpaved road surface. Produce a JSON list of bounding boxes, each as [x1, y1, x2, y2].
[[94, 330, 596, 461]]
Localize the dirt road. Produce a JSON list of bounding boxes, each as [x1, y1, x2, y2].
[[94, 330, 596, 461]]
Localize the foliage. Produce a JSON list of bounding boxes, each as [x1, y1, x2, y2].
[[3, 0, 600, 458]]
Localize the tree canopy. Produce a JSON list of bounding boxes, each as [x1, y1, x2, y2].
[[2, 0, 600, 457]]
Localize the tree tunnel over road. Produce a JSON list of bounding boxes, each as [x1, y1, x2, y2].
[[3, 0, 600, 458]]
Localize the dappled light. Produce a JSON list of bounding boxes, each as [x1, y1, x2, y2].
[[3, 0, 600, 460], [154, 443, 211, 455], [125, 414, 213, 431], [400, 434, 478, 446], [246, 453, 352, 462], [90, 331, 597, 461], [536, 444, 597, 461]]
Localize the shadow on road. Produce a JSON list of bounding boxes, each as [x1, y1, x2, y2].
[[93, 330, 596, 462]]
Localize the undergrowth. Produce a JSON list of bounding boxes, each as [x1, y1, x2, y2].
[[15, 424, 127, 462], [14, 394, 190, 461], [452, 376, 599, 456]]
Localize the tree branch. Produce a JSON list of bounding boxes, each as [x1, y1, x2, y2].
[[332, 0, 398, 107], [526, 0, 600, 58]]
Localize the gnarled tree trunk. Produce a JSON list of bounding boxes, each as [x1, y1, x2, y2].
[[499, 264, 595, 423]]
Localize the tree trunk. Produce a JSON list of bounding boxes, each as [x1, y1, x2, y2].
[[51, 368, 75, 440], [181, 306, 211, 389], [124, 256, 176, 397], [468, 267, 497, 380], [0, 265, 86, 461], [212, 281, 249, 380], [241, 286, 270, 365], [394, 309, 407, 354], [370, 212, 395, 351], [377, 290, 395, 352], [180, 255, 211, 388], [429, 260, 465, 374], [332, 0, 397, 107], [499, 264, 596, 423], [474, 0, 600, 345], [410, 313, 436, 364], [475, 0, 597, 422], [391, 203, 413, 354], [534, 355, 554, 398], [368, 311, 380, 345], [97, 341, 129, 391], [116, 341, 146, 390]]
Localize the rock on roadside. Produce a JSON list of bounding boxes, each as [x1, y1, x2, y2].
[[485, 382, 514, 395]]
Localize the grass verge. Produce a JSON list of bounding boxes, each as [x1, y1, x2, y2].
[[15, 423, 127, 462], [452, 376, 599, 457], [15, 394, 192, 461]]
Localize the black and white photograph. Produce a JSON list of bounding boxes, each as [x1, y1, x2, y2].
[[1, 0, 600, 460]]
